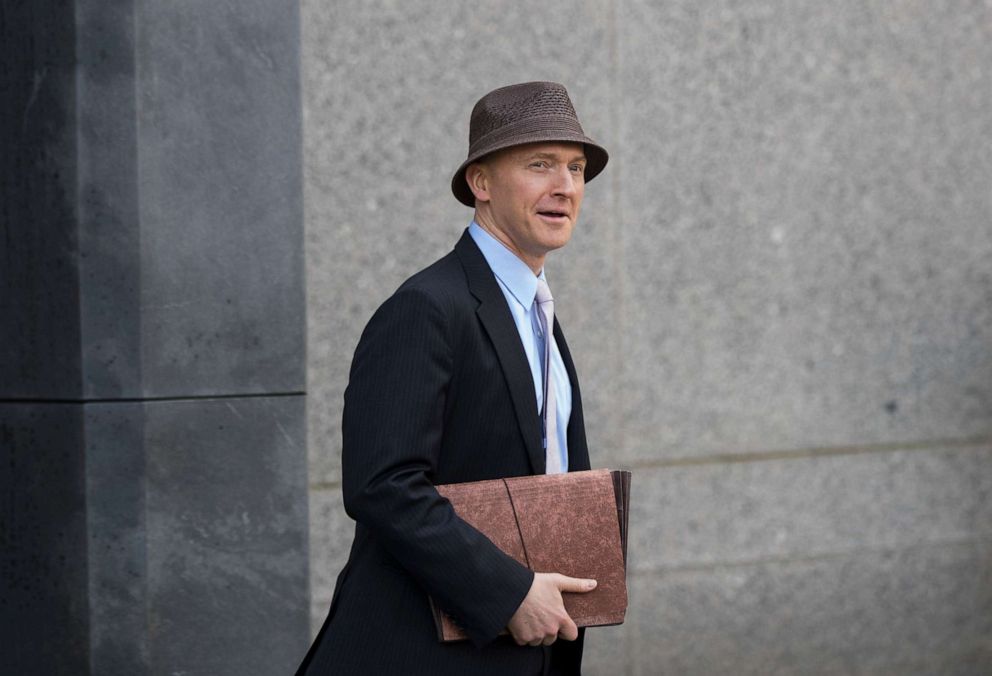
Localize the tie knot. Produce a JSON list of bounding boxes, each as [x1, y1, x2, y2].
[[535, 278, 554, 304]]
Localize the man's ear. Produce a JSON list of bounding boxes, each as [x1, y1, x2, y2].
[[465, 163, 491, 204]]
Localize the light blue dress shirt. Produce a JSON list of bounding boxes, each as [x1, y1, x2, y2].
[[469, 221, 571, 472]]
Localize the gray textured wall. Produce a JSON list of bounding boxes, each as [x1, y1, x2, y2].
[[302, 2, 992, 674], [2, 1, 309, 674]]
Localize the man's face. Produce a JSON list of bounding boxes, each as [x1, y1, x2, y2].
[[469, 142, 586, 271]]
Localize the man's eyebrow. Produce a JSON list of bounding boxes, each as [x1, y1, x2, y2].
[[526, 151, 588, 162]]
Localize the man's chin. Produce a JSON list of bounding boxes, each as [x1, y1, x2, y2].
[[540, 236, 573, 256]]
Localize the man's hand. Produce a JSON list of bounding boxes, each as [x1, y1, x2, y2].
[[506, 572, 597, 647]]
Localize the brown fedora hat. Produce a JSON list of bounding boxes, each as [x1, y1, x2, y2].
[[451, 81, 609, 207]]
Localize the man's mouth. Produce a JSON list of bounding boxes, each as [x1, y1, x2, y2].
[[537, 209, 569, 220]]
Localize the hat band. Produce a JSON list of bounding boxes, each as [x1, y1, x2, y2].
[[468, 115, 588, 157]]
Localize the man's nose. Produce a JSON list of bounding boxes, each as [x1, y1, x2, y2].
[[551, 166, 578, 197]]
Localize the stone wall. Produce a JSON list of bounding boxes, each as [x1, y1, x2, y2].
[[1, 2, 309, 674], [302, 1, 992, 673]]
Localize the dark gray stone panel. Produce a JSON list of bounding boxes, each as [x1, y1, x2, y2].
[[3, 0, 308, 402], [144, 396, 309, 675], [0, 1, 82, 399], [3, 2, 309, 673], [133, 2, 306, 397], [627, 540, 992, 675], [85, 402, 148, 674], [76, 0, 143, 399], [0, 403, 89, 675]]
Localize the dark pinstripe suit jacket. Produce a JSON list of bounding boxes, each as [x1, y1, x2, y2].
[[297, 230, 591, 676]]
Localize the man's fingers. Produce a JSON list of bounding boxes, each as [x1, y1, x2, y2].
[[552, 574, 598, 593], [508, 573, 593, 647], [558, 616, 579, 642]]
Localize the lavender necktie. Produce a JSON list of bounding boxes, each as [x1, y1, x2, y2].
[[535, 278, 562, 474]]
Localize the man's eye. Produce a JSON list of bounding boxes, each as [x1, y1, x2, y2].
[[530, 161, 549, 169], [569, 165, 584, 173]]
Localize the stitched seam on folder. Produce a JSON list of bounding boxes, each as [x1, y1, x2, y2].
[[501, 479, 531, 569]]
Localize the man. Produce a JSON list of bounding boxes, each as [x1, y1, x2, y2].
[[297, 81, 609, 675]]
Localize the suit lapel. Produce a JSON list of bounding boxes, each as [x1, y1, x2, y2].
[[455, 232, 545, 474], [553, 320, 590, 471]]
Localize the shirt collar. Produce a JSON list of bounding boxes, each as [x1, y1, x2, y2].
[[468, 221, 544, 309]]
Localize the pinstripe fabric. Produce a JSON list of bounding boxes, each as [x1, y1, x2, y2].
[[297, 231, 590, 676]]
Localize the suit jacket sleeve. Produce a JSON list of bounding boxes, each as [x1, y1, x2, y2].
[[341, 285, 534, 646]]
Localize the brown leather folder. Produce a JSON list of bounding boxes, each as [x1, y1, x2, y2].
[[430, 468, 631, 642]]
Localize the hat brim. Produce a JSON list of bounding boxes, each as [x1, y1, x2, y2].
[[451, 132, 609, 207]]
